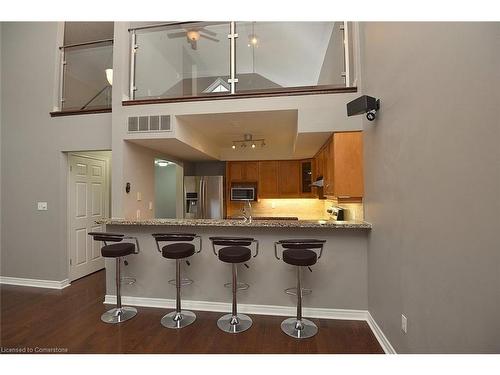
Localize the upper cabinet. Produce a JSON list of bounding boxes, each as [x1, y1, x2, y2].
[[278, 160, 301, 197], [228, 161, 259, 182], [227, 159, 314, 199], [258, 161, 279, 197], [314, 131, 364, 199], [226, 132, 363, 200]]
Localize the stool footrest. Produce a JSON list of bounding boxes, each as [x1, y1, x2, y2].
[[284, 287, 312, 296], [224, 281, 249, 291], [168, 278, 193, 287]]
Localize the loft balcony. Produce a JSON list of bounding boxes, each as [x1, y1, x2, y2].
[[125, 21, 357, 106]]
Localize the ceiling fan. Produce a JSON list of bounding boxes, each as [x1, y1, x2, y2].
[[167, 26, 219, 50]]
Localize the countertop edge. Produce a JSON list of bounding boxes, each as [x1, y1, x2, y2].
[[96, 219, 372, 229]]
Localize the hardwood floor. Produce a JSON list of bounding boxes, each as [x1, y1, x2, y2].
[[0, 270, 383, 354]]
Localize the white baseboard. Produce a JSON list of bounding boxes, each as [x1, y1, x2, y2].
[[0, 276, 70, 290], [104, 294, 368, 321], [104, 294, 395, 353], [366, 311, 397, 354]]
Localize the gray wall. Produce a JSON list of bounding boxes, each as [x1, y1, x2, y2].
[[155, 163, 179, 218], [0, 22, 112, 281], [362, 22, 500, 353]]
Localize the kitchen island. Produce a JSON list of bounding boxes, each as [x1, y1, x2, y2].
[[96, 218, 372, 319]]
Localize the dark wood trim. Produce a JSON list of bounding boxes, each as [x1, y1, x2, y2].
[[123, 86, 358, 106], [50, 107, 112, 117]]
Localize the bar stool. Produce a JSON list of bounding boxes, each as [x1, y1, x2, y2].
[[88, 232, 140, 324], [152, 233, 202, 329], [209, 237, 259, 333], [274, 239, 326, 339]]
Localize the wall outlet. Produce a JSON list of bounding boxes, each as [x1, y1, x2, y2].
[[149, 201, 153, 210], [37, 202, 48, 211], [136, 209, 141, 219], [401, 314, 408, 334]]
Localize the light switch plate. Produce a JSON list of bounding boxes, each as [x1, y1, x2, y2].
[[149, 201, 153, 210], [137, 192, 142, 201], [37, 202, 48, 211]]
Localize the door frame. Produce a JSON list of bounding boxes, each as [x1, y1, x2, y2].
[[66, 152, 111, 282]]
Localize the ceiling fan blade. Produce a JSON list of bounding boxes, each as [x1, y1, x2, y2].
[[198, 27, 217, 37], [167, 31, 187, 39], [200, 34, 220, 42]]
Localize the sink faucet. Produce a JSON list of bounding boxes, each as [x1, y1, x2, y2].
[[242, 200, 253, 223]]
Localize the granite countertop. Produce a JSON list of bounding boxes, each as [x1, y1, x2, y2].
[[96, 218, 372, 229]]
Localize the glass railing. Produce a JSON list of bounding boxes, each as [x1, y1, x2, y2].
[[59, 40, 113, 111], [129, 21, 351, 101], [235, 21, 346, 92], [133, 22, 231, 99]]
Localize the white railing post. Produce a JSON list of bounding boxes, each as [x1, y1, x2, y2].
[[59, 49, 66, 109], [129, 30, 137, 100], [343, 21, 351, 87], [227, 21, 239, 94]]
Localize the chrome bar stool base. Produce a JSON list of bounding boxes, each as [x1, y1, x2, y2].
[[281, 317, 318, 339], [161, 310, 196, 329], [217, 313, 253, 333], [101, 306, 138, 324]]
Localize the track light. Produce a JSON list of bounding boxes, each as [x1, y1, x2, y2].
[[231, 134, 266, 150]]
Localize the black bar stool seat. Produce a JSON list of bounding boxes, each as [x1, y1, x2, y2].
[[218, 246, 251, 263], [89, 232, 140, 324], [102, 242, 136, 258], [283, 249, 317, 267], [162, 243, 195, 259]]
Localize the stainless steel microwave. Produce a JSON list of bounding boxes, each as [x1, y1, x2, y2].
[[230, 187, 256, 201]]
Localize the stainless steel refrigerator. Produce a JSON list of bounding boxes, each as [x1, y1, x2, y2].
[[183, 176, 224, 219]]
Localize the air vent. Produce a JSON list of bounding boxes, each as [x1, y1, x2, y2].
[[127, 115, 172, 133], [149, 116, 159, 131], [138, 116, 149, 131], [128, 117, 138, 132], [160, 115, 171, 131]]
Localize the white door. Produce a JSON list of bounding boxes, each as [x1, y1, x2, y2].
[[68, 154, 108, 281]]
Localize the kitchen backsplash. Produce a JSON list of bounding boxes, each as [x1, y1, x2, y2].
[[227, 198, 364, 221]]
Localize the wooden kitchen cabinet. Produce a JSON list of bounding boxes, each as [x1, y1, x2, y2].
[[258, 161, 279, 198], [278, 160, 301, 196], [227, 161, 259, 182], [227, 159, 314, 199], [314, 131, 364, 199], [332, 132, 364, 198]]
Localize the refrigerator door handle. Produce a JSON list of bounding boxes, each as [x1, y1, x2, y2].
[[203, 177, 208, 218], [199, 177, 204, 219]]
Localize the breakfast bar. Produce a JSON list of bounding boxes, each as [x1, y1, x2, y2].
[[97, 218, 372, 317]]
